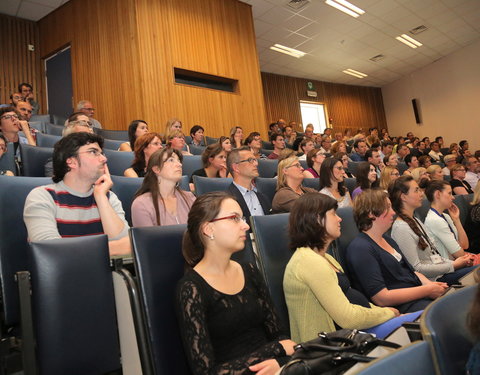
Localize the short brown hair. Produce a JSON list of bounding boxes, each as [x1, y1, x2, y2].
[[353, 189, 389, 232], [201, 143, 225, 168], [289, 193, 338, 251]]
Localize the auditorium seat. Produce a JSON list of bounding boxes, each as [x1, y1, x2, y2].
[[261, 148, 274, 156], [36, 132, 61, 148], [29, 120, 46, 133], [335, 206, 359, 269], [256, 177, 277, 205], [257, 159, 278, 178], [205, 136, 218, 145], [52, 114, 67, 125], [95, 129, 129, 141], [0, 143, 17, 175], [45, 122, 65, 136], [302, 177, 319, 190], [414, 197, 431, 223], [261, 140, 273, 150], [344, 177, 356, 195], [454, 194, 473, 226], [189, 144, 205, 155], [250, 213, 291, 328], [299, 159, 308, 170], [397, 162, 408, 175], [104, 149, 134, 176], [193, 175, 232, 196], [20, 144, 53, 177], [30, 114, 51, 123], [348, 161, 361, 176], [111, 176, 143, 226], [181, 155, 202, 179], [103, 138, 125, 150], [20, 235, 121, 375]]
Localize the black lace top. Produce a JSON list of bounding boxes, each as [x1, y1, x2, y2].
[[176, 262, 289, 374]]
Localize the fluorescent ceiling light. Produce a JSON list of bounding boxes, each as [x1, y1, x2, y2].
[[270, 44, 306, 58], [396, 34, 422, 49], [343, 69, 367, 78], [325, 0, 365, 18]]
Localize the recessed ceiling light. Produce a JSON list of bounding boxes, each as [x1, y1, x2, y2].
[[325, 0, 365, 18], [270, 44, 306, 58], [343, 68, 367, 78], [396, 34, 422, 48]]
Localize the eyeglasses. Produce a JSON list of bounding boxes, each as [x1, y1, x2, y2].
[[82, 107, 95, 111], [334, 166, 344, 171], [236, 157, 258, 165], [286, 162, 302, 169], [78, 149, 105, 157], [390, 172, 400, 176], [0, 114, 19, 120], [210, 214, 246, 223]]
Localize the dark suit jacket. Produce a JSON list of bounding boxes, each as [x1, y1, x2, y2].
[[227, 182, 272, 225]]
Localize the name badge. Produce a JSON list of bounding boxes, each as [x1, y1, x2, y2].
[[430, 254, 443, 264]]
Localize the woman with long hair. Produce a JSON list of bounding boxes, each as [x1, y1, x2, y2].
[[164, 117, 182, 138], [303, 148, 325, 178], [176, 192, 295, 374], [352, 162, 377, 200], [190, 143, 228, 189], [379, 166, 400, 191], [384, 153, 399, 168], [244, 132, 264, 159], [319, 157, 352, 208], [334, 151, 354, 178], [229, 126, 244, 149], [346, 189, 448, 313], [450, 163, 474, 195], [272, 155, 316, 213], [331, 140, 347, 155], [131, 148, 195, 226], [284, 193, 400, 342], [124, 132, 163, 177], [390, 176, 473, 285], [119, 120, 149, 152], [218, 136, 232, 153]]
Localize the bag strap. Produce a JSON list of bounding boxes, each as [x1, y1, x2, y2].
[[297, 336, 356, 352], [369, 339, 401, 349]]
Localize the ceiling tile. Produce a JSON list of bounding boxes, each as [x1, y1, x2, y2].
[[253, 19, 274, 36], [281, 14, 312, 33], [284, 32, 310, 48], [17, 1, 54, 21], [256, 4, 294, 24], [0, 0, 21, 16], [30, 0, 62, 6], [251, 0, 275, 18], [258, 25, 291, 42]]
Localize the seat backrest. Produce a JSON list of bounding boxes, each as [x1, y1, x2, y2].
[[355, 341, 434, 375], [454, 194, 473, 226], [255, 177, 277, 206], [421, 285, 477, 375], [36, 132, 61, 148], [29, 121, 46, 133], [104, 149, 134, 176], [189, 144, 205, 155], [250, 213, 291, 328], [29, 235, 120, 375], [397, 162, 408, 175], [344, 177, 357, 195], [44, 122, 65, 136], [347, 161, 361, 176], [302, 178, 319, 190], [414, 197, 431, 223], [335, 206, 359, 269], [261, 140, 273, 150], [441, 147, 450, 156], [30, 114, 51, 123], [111, 175, 143, 226], [193, 176, 232, 196], [181, 155, 202, 179], [257, 159, 278, 178], [103, 138, 125, 150], [20, 144, 53, 177], [51, 114, 67, 125], [299, 159, 308, 170], [95, 129, 129, 141], [261, 148, 274, 156], [0, 143, 17, 175], [0, 175, 51, 326], [205, 136, 218, 145]]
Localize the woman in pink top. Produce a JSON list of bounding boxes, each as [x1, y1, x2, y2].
[[131, 148, 195, 227]]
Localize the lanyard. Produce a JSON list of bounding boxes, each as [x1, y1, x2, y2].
[[430, 207, 457, 239], [412, 217, 441, 256]]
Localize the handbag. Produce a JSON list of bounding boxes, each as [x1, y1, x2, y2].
[[280, 329, 400, 375]]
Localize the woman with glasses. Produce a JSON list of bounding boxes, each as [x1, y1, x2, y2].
[[379, 166, 400, 191], [272, 155, 317, 213], [166, 130, 192, 156], [303, 148, 325, 178], [352, 162, 378, 200], [0, 133, 14, 176], [384, 153, 399, 168], [131, 148, 195, 227], [334, 151, 354, 178], [450, 163, 474, 195], [176, 192, 295, 375], [244, 132, 265, 159], [119, 120, 149, 152], [319, 157, 352, 208], [124, 133, 163, 177]]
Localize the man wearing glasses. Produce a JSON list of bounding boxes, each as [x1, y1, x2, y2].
[[226, 146, 271, 224], [18, 83, 40, 115], [76, 100, 103, 129], [24, 132, 131, 256], [0, 107, 36, 158]]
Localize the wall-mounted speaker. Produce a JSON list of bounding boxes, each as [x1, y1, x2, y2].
[[412, 98, 422, 124]]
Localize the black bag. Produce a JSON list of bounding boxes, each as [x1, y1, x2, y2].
[[280, 329, 400, 375]]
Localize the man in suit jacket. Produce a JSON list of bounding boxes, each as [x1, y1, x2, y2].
[[227, 146, 271, 224]]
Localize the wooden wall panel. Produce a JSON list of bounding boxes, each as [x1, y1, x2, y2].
[[0, 14, 42, 111], [261, 72, 387, 135]]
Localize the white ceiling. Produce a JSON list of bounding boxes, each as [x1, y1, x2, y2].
[[2, 0, 480, 87]]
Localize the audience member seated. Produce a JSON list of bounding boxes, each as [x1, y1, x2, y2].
[[267, 133, 285, 160], [428, 141, 443, 163], [346, 189, 447, 313], [464, 156, 479, 190], [23, 132, 130, 256], [403, 154, 419, 175], [0, 92, 22, 109], [244, 132, 265, 159], [334, 151, 354, 178], [418, 155, 432, 169], [330, 140, 347, 155], [319, 157, 352, 208], [188, 125, 205, 147], [352, 162, 377, 200], [272, 155, 316, 213], [379, 140, 393, 160], [176, 192, 295, 374], [366, 149, 382, 177], [424, 180, 479, 266], [466, 183, 480, 254], [379, 166, 400, 192], [396, 144, 410, 163], [226, 147, 271, 222], [384, 153, 399, 169], [119, 120, 149, 152], [284, 193, 399, 342], [268, 122, 280, 137], [124, 133, 163, 178], [131, 148, 195, 227], [164, 117, 182, 138], [296, 138, 315, 161], [190, 143, 228, 188], [166, 130, 192, 155], [319, 136, 332, 155], [229, 126, 244, 149], [303, 124, 314, 139], [350, 139, 368, 162], [449, 143, 460, 156], [18, 82, 39, 115], [411, 167, 429, 188], [390, 176, 473, 284], [76, 100, 102, 128], [450, 163, 474, 195], [426, 164, 444, 181], [0, 107, 36, 158], [218, 136, 232, 153], [466, 279, 480, 374], [283, 125, 296, 146], [14, 100, 33, 122], [303, 148, 325, 179], [65, 111, 91, 127], [0, 133, 14, 176]]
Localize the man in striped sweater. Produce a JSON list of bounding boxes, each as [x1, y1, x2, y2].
[[24, 132, 131, 256]]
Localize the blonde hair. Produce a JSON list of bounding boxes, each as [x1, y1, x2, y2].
[[164, 118, 182, 137], [166, 129, 185, 144], [379, 166, 398, 191], [472, 182, 480, 206], [277, 155, 299, 190], [411, 167, 427, 183], [426, 164, 443, 180]]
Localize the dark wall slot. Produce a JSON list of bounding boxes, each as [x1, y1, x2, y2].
[[174, 68, 238, 93]]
